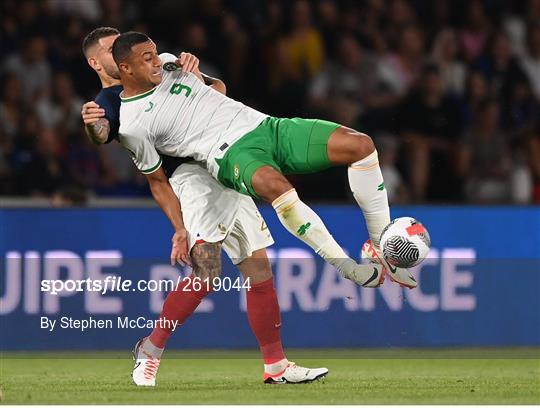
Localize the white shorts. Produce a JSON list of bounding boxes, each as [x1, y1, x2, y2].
[[169, 162, 274, 264]]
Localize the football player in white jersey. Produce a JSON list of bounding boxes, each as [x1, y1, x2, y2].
[[112, 32, 417, 290], [81, 27, 328, 386]]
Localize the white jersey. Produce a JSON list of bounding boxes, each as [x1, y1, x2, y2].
[[118, 53, 267, 177]]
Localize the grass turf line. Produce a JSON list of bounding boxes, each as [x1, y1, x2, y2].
[[1, 348, 539, 404]]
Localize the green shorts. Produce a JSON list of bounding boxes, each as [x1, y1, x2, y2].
[[216, 117, 340, 197]]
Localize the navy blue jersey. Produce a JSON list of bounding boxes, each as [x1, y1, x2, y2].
[[94, 84, 190, 176], [95, 85, 123, 144]]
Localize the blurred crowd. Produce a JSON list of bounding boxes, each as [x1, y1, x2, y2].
[[1, 0, 540, 205]]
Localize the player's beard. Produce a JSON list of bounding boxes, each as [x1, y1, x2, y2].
[[103, 63, 121, 80]]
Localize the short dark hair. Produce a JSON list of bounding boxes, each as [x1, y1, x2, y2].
[[112, 31, 150, 64], [82, 27, 120, 57]]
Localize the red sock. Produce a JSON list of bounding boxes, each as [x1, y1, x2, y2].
[[246, 277, 286, 364], [149, 274, 211, 348]]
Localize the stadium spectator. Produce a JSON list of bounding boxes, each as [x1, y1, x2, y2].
[[277, 0, 324, 82], [388, 0, 417, 25], [2, 35, 51, 102], [181, 23, 220, 79], [308, 34, 380, 126], [19, 127, 70, 197], [11, 0, 50, 38], [0, 74, 22, 195], [520, 23, 540, 101], [477, 32, 530, 104], [257, 0, 284, 46], [378, 24, 425, 96], [460, 0, 491, 63], [94, 141, 145, 195], [502, 74, 537, 140], [36, 72, 84, 136], [384, 0, 418, 47], [0, 74, 22, 140], [462, 70, 490, 127], [375, 132, 408, 204], [425, 0, 453, 37], [100, 0, 138, 30], [216, 12, 249, 95], [530, 125, 540, 203], [47, 0, 102, 22], [315, 0, 340, 59], [458, 99, 514, 203], [11, 111, 42, 172], [502, 3, 528, 57], [400, 64, 463, 202], [431, 28, 467, 96], [526, 0, 540, 25], [65, 133, 105, 192], [273, 0, 324, 115], [354, 0, 383, 44]]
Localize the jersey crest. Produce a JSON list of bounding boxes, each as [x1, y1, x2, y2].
[[163, 62, 179, 72]]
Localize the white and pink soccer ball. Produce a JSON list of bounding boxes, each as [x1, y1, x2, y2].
[[380, 217, 431, 268]]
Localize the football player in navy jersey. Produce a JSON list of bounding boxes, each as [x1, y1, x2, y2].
[[80, 27, 328, 386], [81, 27, 122, 145]]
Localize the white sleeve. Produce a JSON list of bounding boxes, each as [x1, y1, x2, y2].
[[119, 127, 162, 174]]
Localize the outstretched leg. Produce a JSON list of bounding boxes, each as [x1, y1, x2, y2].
[[327, 126, 418, 288], [250, 166, 383, 287]]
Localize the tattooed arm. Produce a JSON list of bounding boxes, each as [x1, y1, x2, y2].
[[190, 242, 223, 281], [85, 118, 110, 145], [81, 101, 110, 145]]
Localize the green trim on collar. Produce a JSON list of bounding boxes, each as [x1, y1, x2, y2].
[[120, 87, 157, 103]]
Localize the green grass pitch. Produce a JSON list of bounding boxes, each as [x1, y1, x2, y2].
[[1, 348, 539, 404]]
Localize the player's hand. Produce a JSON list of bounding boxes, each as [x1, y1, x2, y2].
[[171, 229, 191, 267], [176, 52, 200, 73], [81, 101, 105, 125]]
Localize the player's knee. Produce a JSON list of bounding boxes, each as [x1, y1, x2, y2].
[[237, 249, 273, 284], [258, 179, 293, 203], [330, 127, 376, 164], [350, 131, 375, 162], [251, 166, 293, 203]]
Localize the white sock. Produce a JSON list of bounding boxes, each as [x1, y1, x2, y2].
[[143, 337, 164, 359], [272, 189, 356, 275], [264, 358, 289, 375], [348, 150, 390, 248]]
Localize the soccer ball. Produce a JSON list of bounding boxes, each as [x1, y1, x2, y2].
[[380, 217, 431, 268]]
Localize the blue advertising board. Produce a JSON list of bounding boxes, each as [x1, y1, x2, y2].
[[1, 206, 539, 350]]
